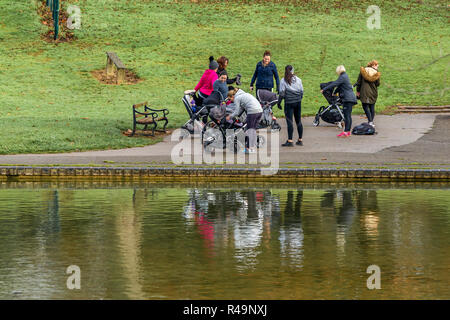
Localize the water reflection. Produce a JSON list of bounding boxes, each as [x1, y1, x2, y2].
[[183, 189, 306, 271], [114, 188, 145, 299], [319, 190, 381, 259], [46, 190, 61, 235], [0, 183, 448, 299], [279, 191, 304, 269]]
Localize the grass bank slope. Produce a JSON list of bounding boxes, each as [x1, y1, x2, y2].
[[0, 0, 448, 154]]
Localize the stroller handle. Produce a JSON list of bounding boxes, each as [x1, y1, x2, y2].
[[184, 89, 196, 96]]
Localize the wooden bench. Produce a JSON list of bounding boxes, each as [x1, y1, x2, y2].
[[106, 52, 127, 84], [131, 102, 169, 136]]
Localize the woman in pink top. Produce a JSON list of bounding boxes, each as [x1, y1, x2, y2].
[[193, 56, 219, 107]]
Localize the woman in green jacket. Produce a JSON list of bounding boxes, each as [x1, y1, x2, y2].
[[356, 60, 381, 127]]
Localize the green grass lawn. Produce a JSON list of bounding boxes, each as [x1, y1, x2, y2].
[[0, 0, 448, 154]]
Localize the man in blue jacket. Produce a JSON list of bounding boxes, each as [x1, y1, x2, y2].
[[250, 50, 280, 95]]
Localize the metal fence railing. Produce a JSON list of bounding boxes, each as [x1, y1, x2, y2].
[[45, 0, 60, 40]]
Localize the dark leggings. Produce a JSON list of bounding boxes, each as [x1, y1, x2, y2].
[[194, 92, 209, 123], [362, 103, 375, 122], [284, 101, 303, 140], [194, 91, 208, 107], [246, 112, 263, 148], [343, 102, 354, 132]]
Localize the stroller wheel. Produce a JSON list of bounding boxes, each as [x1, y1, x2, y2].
[[313, 118, 320, 127], [257, 135, 266, 148], [203, 140, 215, 153], [178, 128, 191, 141], [201, 121, 216, 144], [228, 136, 245, 153], [203, 121, 223, 151], [271, 122, 281, 132], [244, 135, 265, 149]]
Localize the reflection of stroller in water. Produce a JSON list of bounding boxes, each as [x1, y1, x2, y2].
[[313, 82, 345, 128], [184, 188, 280, 221]]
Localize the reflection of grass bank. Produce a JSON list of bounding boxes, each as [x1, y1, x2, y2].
[[0, 0, 448, 154]]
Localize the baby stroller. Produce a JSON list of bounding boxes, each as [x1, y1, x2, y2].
[[202, 103, 265, 153], [180, 90, 209, 139], [256, 89, 282, 131], [313, 82, 345, 128]]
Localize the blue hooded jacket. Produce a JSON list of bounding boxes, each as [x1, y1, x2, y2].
[[250, 61, 280, 92]]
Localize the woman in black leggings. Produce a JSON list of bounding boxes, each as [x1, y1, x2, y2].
[[278, 65, 304, 146], [321, 65, 357, 137]]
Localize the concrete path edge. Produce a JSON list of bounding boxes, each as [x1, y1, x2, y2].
[[1, 166, 449, 181]]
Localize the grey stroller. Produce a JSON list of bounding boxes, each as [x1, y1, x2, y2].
[[256, 89, 282, 131]]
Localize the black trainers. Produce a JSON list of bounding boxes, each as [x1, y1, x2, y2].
[[296, 140, 303, 146], [282, 141, 294, 147]]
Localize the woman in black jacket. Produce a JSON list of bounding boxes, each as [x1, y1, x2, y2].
[[321, 65, 357, 137], [216, 56, 242, 85]]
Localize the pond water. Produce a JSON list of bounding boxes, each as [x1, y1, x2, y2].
[[0, 181, 449, 300]]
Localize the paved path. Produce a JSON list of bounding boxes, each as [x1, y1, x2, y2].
[[0, 114, 448, 167]]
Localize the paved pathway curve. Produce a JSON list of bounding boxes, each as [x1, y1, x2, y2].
[[0, 114, 448, 167]]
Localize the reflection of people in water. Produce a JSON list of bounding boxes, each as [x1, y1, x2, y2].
[[320, 189, 380, 259], [183, 188, 307, 270], [233, 190, 266, 270], [284, 190, 303, 218], [183, 189, 218, 256], [335, 191, 357, 260], [320, 190, 357, 233], [356, 190, 380, 238], [320, 190, 357, 256], [194, 211, 215, 249], [356, 190, 378, 213], [183, 188, 282, 269], [337, 191, 357, 232], [279, 190, 304, 268], [320, 191, 336, 210]]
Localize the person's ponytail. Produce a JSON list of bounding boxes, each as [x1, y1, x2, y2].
[[284, 65, 294, 85]]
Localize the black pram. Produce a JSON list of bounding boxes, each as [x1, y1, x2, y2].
[[313, 82, 345, 128]]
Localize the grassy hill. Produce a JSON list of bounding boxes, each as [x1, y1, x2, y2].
[[0, 0, 448, 154]]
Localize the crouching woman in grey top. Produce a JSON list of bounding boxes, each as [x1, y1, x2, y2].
[[226, 88, 263, 153], [278, 65, 304, 147]]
